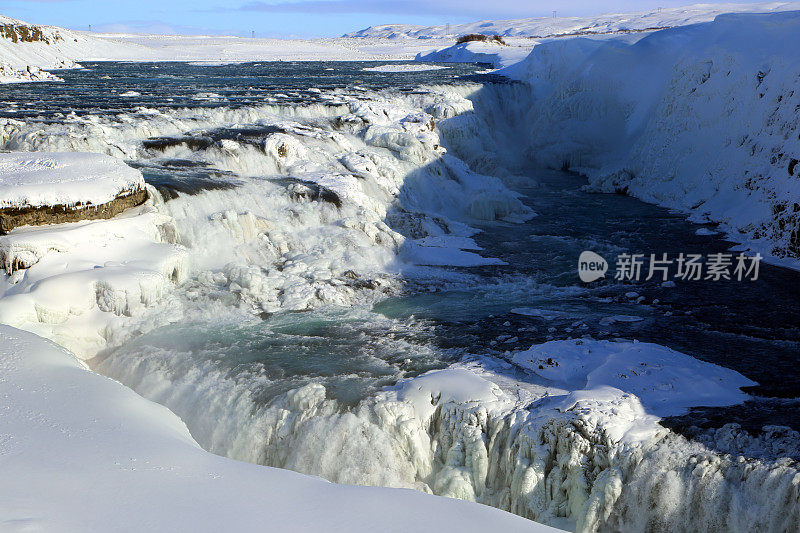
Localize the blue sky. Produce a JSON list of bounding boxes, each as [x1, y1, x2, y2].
[[0, 0, 762, 37]]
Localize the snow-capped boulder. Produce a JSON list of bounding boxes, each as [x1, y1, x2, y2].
[[0, 152, 147, 232]]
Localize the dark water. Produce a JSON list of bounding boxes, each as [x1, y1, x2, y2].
[[377, 169, 800, 434], [0, 60, 480, 118]]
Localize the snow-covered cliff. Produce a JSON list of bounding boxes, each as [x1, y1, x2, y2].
[[498, 11, 800, 262]]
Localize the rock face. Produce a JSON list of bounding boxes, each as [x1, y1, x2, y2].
[[0, 187, 148, 233], [0, 23, 59, 44]]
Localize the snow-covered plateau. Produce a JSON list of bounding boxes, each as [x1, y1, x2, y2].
[[1, 3, 800, 533]]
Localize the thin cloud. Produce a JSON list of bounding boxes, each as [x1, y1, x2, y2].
[[235, 0, 558, 19]]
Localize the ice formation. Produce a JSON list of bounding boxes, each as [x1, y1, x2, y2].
[[95, 337, 800, 532]]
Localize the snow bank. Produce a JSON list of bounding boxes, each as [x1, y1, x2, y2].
[[0, 61, 62, 83], [0, 210, 187, 357], [0, 152, 144, 209], [0, 325, 550, 532], [499, 10, 800, 260]]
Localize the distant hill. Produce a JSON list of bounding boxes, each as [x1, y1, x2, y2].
[[344, 2, 800, 39]]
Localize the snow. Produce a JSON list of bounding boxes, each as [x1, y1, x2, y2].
[[598, 315, 644, 326], [512, 339, 755, 417], [395, 367, 512, 419], [404, 3, 800, 67], [0, 201, 187, 357], [0, 325, 553, 533], [0, 152, 144, 208], [417, 41, 533, 69], [0, 62, 62, 84], [696, 227, 718, 235], [347, 2, 800, 39], [511, 307, 569, 320]]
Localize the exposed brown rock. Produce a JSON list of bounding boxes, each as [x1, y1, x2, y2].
[[0, 187, 148, 234], [0, 23, 60, 44]]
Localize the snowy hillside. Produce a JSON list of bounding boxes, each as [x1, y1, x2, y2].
[[347, 2, 800, 39], [0, 14, 162, 82], [496, 10, 800, 261], [411, 2, 800, 68]]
